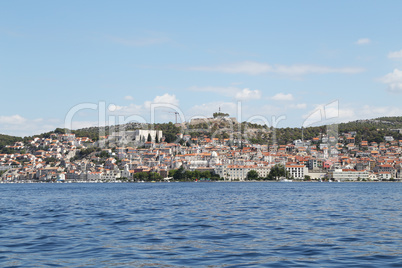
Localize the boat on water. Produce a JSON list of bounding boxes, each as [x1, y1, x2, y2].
[[280, 179, 293, 182]]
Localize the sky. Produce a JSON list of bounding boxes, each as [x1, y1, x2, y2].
[[1, 1, 402, 136]]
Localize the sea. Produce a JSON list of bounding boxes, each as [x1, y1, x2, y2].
[[0, 182, 401, 267]]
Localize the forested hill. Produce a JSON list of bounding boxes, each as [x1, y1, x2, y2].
[[275, 118, 402, 144], [0, 134, 23, 153], [2, 117, 402, 151]]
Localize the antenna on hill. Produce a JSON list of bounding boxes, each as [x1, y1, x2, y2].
[[167, 111, 179, 124]]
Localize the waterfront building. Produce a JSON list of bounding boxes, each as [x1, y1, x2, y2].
[[286, 164, 308, 180], [327, 169, 369, 181]]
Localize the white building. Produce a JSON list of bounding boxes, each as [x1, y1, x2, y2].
[[188, 160, 209, 170], [293, 139, 304, 147], [215, 165, 270, 181], [384, 136, 394, 142], [109, 130, 163, 145], [376, 172, 392, 180], [101, 170, 121, 181], [327, 169, 369, 181], [87, 171, 102, 181], [286, 164, 308, 180]]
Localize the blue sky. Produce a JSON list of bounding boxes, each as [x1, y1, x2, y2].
[[1, 1, 402, 136]]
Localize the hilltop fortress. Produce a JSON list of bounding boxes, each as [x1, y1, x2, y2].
[[189, 112, 238, 126]]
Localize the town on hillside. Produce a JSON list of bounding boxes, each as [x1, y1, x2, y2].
[[2, 119, 402, 183]]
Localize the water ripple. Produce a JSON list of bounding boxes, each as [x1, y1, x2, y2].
[[0, 182, 401, 267]]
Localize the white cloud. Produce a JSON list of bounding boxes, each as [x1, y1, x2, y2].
[[271, 93, 294, 101], [326, 102, 340, 119], [302, 101, 402, 127], [69, 121, 100, 130], [388, 49, 402, 59], [109, 94, 181, 123], [110, 103, 143, 115], [289, 103, 307, 109], [380, 69, 402, 92], [235, 88, 262, 100], [302, 100, 354, 127], [332, 105, 402, 123], [359, 105, 402, 118], [254, 104, 283, 118], [190, 86, 262, 100], [187, 102, 238, 119], [272, 65, 364, 75], [387, 83, 402, 92], [0, 94, 181, 136], [336, 108, 356, 122], [302, 104, 355, 127], [124, 95, 134, 100], [144, 93, 179, 109], [190, 61, 364, 76], [355, 38, 371, 45], [152, 93, 179, 106], [0, 114, 26, 125], [0, 115, 60, 137], [189, 86, 240, 97], [191, 61, 272, 75]]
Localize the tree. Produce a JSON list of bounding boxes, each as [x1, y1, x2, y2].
[[173, 166, 185, 181], [222, 132, 230, 139], [267, 164, 289, 180], [164, 133, 176, 143], [99, 150, 109, 158], [193, 170, 201, 179], [168, 169, 176, 178], [246, 170, 259, 180], [184, 170, 193, 180], [155, 133, 159, 143], [178, 139, 186, 146], [54, 128, 68, 134], [44, 157, 57, 164], [133, 172, 148, 181], [148, 172, 161, 181], [200, 171, 211, 179], [213, 112, 229, 118], [154, 122, 180, 143], [147, 133, 152, 142]]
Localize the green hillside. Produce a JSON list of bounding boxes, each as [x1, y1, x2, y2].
[[2, 116, 402, 151], [0, 134, 24, 154]]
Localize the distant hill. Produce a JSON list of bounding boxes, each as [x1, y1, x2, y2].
[[2, 116, 402, 152], [274, 117, 402, 144], [0, 134, 24, 153]]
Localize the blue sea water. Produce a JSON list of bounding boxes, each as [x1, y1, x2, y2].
[[0, 182, 401, 267]]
